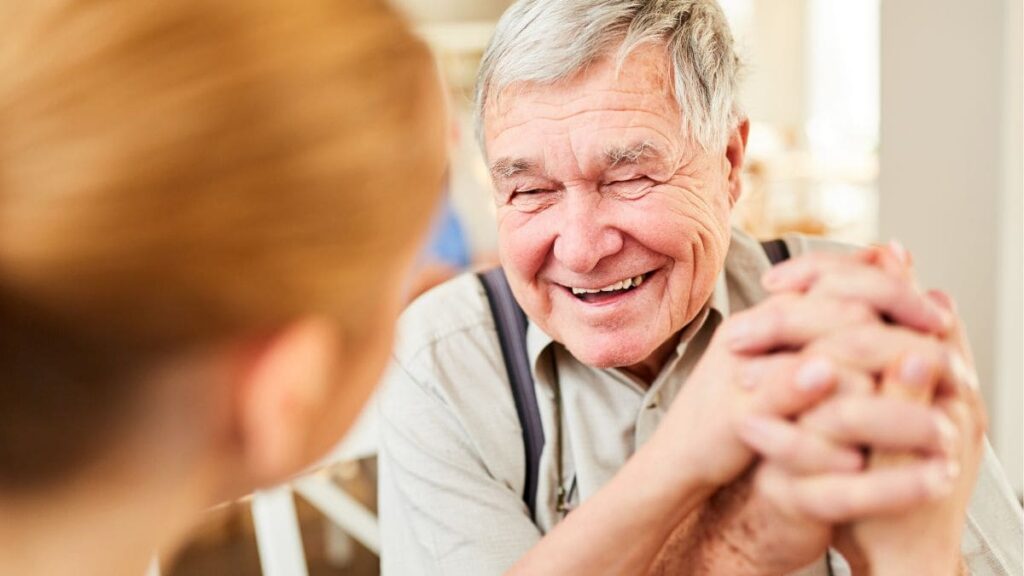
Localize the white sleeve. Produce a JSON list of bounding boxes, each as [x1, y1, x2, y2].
[[961, 440, 1023, 575]]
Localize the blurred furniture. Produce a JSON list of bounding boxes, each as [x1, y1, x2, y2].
[[251, 399, 381, 576]]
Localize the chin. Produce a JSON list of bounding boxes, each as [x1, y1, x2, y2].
[[561, 332, 658, 370]]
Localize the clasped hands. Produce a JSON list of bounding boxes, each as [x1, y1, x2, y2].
[[659, 244, 984, 576]]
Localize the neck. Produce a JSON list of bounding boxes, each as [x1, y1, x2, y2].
[[0, 353, 242, 576]]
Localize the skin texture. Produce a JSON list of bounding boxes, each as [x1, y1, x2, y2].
[[484, 44, 744, 382]]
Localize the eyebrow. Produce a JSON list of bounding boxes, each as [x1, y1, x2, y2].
[[490, 157, 537, 180], [604, 141, 662, 167]]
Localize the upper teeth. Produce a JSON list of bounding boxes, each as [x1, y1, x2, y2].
[[571, 275, 645, 295]]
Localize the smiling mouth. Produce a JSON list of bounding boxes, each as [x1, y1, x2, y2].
[[565, 271, 654, 303]]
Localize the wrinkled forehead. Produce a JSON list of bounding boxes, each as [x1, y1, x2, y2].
[[482, 46, 686, 172]]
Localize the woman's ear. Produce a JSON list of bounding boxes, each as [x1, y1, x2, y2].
[[235, 318, 341, 487]]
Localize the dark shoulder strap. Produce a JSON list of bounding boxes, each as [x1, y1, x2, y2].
[[478, 238, 786, 521], [478, 268, 545, 521], [761, 238, 790, 265]]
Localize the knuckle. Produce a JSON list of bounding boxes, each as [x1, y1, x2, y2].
[[929, 411, 956, 452], [827, 401, 858, 438], [841, 301, 876, 324], [759, 299, 791, 337], [911, 470, 936, 503], [776, 430, 803, 462], [847, 323, 888, 354], [845, 371, 875, 396], [826, 488, 856, 521], [844, 325, 881, 358], [880, 273, 911, 304]]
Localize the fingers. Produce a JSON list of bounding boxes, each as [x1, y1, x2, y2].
[[757, 459, 960, 523], [740, 353, 874, 396], [863, 241, 913, 277], [738, 415, 864, 474], [760, 252, 951, 335], [725, 294, 875, 354], [738, 353, 839, 419], [739, 393, 957, 476], [798, 395, 958, 458], [927, 289, 976, 371], [805, 323, 969, 398]]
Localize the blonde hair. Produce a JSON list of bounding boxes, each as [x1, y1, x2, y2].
[[0, 0, 445, 488]]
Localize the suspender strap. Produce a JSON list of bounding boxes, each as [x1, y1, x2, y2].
[[761, 238, 791, 265], [477, 238, 791, 521], [478, 268, 545, 520]]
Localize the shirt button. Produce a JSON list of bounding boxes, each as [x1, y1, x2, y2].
[[646, 391, 661, 409]]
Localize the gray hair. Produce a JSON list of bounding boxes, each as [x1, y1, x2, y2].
[[475, 0, 742, 153]]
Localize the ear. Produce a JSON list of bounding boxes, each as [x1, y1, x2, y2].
[[725, 117, 750, 206], [236, 318, 341, 487]]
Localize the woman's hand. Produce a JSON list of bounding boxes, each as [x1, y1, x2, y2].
[[838, 291, 985, 576]]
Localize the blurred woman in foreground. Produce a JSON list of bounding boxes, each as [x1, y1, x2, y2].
[[0, 1, 446, 574]]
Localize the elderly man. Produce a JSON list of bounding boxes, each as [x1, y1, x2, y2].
[[378, 1, 1022, 574]]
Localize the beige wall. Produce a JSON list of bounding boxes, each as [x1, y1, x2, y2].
[[880, 0, 1022, 492], [997, 0, 1023, 495]]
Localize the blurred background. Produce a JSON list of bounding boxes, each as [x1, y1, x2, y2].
[[164, 1, 1023, 574]]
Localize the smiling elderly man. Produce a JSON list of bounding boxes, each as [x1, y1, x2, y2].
[[378, 1, 1022, 575]]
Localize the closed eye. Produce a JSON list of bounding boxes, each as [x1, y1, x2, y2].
[[508, 188, 560, 212], [604, 177, 654, 199]]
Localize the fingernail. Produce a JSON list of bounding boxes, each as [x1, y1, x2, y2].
[[727, 317, 758, 350], [935, 414, 958, 456], [796, 357, 834, 391], [900, 354, 932, 387], [924, 459, 959, 497], [927, 289, 954, 312], [888, 239, 910, 267], [949, 353, 979, 391], [933, 305, 955, 332]]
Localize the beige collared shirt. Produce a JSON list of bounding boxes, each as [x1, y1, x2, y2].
[[378, 229, 1022, 576]]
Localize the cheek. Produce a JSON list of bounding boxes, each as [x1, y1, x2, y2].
[[498, 209, 556, 284], [626, 187, 732, 253]]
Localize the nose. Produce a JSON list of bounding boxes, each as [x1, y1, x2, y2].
[[552, 191, 623, 274]]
